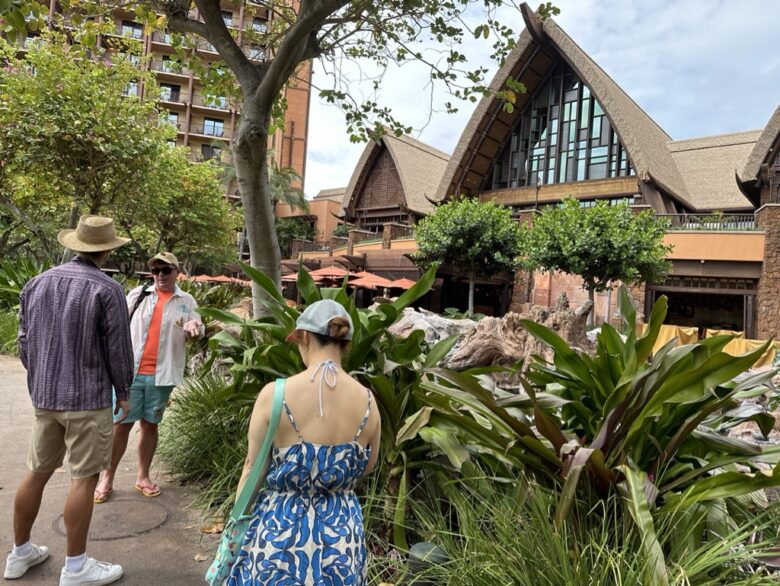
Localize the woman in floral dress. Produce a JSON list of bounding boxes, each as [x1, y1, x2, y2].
[[226, 300, 381, 585]]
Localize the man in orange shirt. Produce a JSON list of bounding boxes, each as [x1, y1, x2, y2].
[[94, 252, 203, 502]]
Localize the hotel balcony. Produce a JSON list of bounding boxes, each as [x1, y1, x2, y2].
[[150, 59, 190, 77], [657, 213, 757, 232], [189, 124, 231, 141], [191, 94, 231, 111]]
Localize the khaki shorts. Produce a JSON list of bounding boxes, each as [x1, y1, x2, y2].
[[28, 407, 113, 479]]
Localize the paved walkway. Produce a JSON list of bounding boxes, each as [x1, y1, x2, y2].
[[0, 356, 220, 585]]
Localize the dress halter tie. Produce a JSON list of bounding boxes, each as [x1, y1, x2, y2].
[[310, 359, 338, 417]]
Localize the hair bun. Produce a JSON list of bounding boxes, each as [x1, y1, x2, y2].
[[327, 316, 350, 340]]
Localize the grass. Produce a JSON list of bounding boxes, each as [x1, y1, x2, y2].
[[0, 310, 18, 356], [158, 373, 251, 517], [377, 478, 780, 586]]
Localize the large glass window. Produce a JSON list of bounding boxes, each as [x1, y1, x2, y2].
[[487, 61, 635, 190], [203, 118, 225, 137], [159, 84, 181, 102], [121, 20, 144, 39]]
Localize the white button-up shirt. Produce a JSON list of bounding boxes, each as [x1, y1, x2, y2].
[[127, 285, 204, 386]]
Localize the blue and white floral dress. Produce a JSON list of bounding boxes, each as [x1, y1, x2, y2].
[[226, 390, 373, 586]]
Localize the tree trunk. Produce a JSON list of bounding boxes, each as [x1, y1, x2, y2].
[[60, 204, 80, 264], [587, 286, 595, 329], [0, 193, 55, 261], [468, 268, 476, 317], [233, 107, 281, 318]]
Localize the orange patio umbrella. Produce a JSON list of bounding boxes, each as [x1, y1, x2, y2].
[[282, 273, 323, 283], [387, 278, 416, 290], [309, 266, 351, 279], [349, 274, 394, 290]]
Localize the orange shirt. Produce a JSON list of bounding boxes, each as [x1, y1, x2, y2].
[[137, 289, 174, 375]]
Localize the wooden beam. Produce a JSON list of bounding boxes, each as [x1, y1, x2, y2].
[[520, 2, 547, 44], [480, 177, 640, 205]]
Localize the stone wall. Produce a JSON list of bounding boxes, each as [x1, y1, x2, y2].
[[756, 204, 780, 339]]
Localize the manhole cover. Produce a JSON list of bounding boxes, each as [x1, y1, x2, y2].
[[52, 498, 170, 541]]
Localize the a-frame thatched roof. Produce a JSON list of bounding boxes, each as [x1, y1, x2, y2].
[[343, 133, 450, 216], [738, 106, 780, 204]]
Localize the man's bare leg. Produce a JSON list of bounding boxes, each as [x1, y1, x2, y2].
[[64, 474, 100, 556], [135, 419, 160, 494], [94, 423, 133, 499], [13, 470, 53, 546]]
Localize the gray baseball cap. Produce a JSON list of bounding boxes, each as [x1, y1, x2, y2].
[[286, 299, 354, 341]]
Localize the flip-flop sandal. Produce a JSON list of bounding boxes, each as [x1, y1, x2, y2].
[[134, 482, 161, 498], [93, 487, 112, 504]]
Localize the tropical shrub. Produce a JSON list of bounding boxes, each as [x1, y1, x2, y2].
[[0, 310, 18, 355], [177, 280, 248, 314], [409, 287, 780, 584], [158, 373, 252, 516], [164, 262, 452, 540], [0, 257, 49, 309]]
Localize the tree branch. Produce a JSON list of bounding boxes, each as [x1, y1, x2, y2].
[[252, 0, 351, 111]]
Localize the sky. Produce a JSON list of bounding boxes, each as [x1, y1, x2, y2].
[[303, 0, 779, 198]]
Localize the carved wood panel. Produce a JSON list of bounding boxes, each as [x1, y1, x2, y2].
[[356, 149, 403, 211]]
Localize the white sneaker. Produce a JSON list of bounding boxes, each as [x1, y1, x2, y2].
[[59, 557, 123, 585], [4, 543, 49, 579]]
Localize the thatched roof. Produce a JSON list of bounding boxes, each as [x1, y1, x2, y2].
[[739, 106, 780, 184], [313, 187, 346, 203], [343, 133, 450, 216], [436, 5, 693, 209], [668, 131, 760, 211]]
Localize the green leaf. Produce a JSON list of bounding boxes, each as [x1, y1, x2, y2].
[[392, 267, 435, 313], [197, 307, 246, 325], [617, 467, 668, 586], [662, 463, 780, 511], [419, 424, 470, 469], [240, 262, 284, 304], [423, 334, 459, 368], [393, 464, 408, 551], [396, 407, 433, 444]]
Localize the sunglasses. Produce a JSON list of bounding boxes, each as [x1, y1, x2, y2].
[[151, 266, 174, 275]]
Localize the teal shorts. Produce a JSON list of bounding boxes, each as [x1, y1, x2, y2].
[[114, 374, 175, 425]]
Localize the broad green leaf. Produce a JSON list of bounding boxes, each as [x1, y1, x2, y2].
[[423, 334, 459, 369], [617, 467, 668, 586], [419, 424, 470, 469], [396, 407, 433, 444], [240, 261, 284, 304], [391, 267, 435, 313]]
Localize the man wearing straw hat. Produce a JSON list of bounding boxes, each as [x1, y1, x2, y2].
[[5, 215, 133, 585]]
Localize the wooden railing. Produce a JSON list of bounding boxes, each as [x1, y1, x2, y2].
[[657, 214, 757, 231]]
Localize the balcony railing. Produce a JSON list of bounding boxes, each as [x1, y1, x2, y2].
[[151, 31, 172, 44], [150, 60, 188, 75], [192, 94, 230, 109], [190, 124, 227, 138], [658, 214, 757, 232], [159, 90, 184, 103]]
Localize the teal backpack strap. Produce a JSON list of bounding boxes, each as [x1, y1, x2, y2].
[[230, 378, 285, 519]]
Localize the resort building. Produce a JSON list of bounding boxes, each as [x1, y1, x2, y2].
[[293, 3, 780, 338]]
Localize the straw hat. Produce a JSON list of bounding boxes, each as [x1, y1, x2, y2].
[[57, 215, 130, 252]]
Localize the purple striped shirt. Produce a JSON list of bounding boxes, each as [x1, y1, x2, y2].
[[18, 256, 134, 411]]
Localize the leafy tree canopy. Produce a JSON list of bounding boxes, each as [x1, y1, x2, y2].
[[0, 33, 238, 272], [522, 198, 671, 310], [414, 197, 523, 313]]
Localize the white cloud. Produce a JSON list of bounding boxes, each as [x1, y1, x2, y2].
[[303, 0, 780, 197]]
